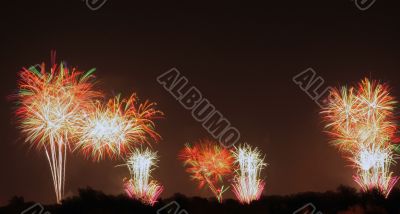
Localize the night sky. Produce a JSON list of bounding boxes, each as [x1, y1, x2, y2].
[[1, 0, 400, 205]]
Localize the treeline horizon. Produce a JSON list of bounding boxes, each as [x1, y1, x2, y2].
[[2, 185, 400, 214]]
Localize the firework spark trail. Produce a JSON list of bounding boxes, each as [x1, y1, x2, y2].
[[231, 144, 266, 204], [15, 57, 100, 203], [321, 78, 399, 197], [75, 94, 163, 161], [124, 148, 163, 206], [179, 139, 234, 203], [44, 137, 67, 203]]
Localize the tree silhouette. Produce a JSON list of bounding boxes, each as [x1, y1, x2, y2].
[[1, 186, 400, 214]]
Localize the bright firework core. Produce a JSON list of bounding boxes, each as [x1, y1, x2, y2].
[[358, 146, 389, 172], [90, 116, 126, 141], [83, 110, 130, 156]]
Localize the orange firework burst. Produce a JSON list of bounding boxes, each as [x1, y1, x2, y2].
[[75, 94, 163, 161], [179, 139, 234, 203], [14, 54, 101, 203], [321, 78, 399, 197]]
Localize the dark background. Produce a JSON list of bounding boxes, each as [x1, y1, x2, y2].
[[0, 0, 399, 205]]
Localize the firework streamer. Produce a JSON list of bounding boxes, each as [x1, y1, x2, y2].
[[179, 139, 234, 203], [15, 55, 100, 203], [123, 148, 163, 206], [321, 78, 399, 197], [231, 144, 266, 204]]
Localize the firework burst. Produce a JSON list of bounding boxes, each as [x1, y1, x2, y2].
[[179, 139, 234, 203], [231, 144, 266, 204], [321, 78, 399, 197], [75, 94, 162, 161], [15, 56, 100, 203], [124, 148, 163, 206]]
